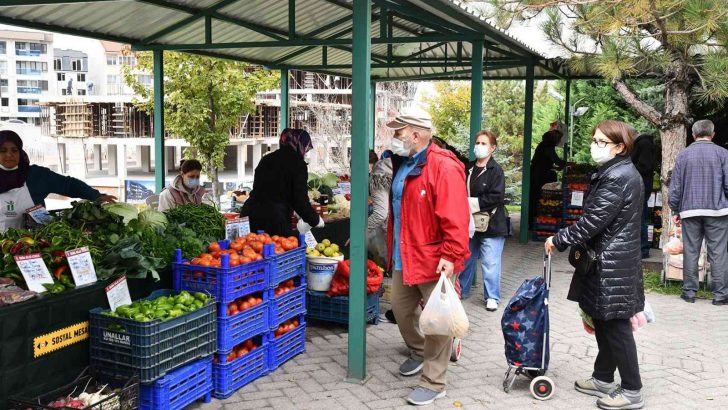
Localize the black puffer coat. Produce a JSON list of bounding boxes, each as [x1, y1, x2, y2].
[[553, 156, 645, 321]]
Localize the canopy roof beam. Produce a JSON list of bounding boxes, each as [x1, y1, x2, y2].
[[141, 0, 239, 44]]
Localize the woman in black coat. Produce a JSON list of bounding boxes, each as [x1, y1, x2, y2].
[[241, 128, 323, 237], [529, 130, 566, 228], [545, 120, 645, 410]]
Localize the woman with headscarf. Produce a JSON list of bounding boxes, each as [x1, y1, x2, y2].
[[0, 130, 116, 232], [240, 128, 323, 236]]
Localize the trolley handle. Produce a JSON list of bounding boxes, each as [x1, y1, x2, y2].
[[543, 252, 552, 289]]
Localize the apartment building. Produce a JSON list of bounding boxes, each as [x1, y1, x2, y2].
[[100, 40, 151, 96], [53, 48, 91, 96], [0, 30, 53, 126]]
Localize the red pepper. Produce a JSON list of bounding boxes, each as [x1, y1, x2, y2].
[[53, 265, 68, 280]]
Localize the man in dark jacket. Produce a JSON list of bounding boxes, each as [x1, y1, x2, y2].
[[630, 134, 655, 258], [529, 130, 566, 228], [669, 119, 728, 305]]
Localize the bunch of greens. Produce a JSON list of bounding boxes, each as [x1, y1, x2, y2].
[[164, 204, 225, 243], [61, 199, 123, 229]]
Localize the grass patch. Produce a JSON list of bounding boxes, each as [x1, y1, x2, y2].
[[643, 271, 713, 299], [505, 205, 521, 214]]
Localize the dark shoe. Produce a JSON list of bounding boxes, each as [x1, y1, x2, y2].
[[385, 309, 396, 323], [680, 294, 695, 303], [641, 252, 650, 259], [399, 358, 424, 376], [712, 299, 728, 306]]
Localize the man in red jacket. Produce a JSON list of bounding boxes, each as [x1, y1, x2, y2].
[[386, 110, 471, 406]]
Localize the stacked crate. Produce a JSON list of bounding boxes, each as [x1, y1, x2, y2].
[[88, 290, 216, 409]]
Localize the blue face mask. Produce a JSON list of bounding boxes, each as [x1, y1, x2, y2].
[[184, 177, 200, 189]]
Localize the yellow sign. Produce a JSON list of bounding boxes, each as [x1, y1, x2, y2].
[[33, 321, 89, 358]]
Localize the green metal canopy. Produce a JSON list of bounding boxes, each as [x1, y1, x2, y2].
[[0, 0, 577, 382]]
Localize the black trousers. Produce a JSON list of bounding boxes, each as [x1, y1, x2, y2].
[[592, 318, 642, 391]]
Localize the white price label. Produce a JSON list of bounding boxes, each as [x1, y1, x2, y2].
[[105, 276, 132, 311], [570, 191, 584, 207], [239, 216, 250, 237], [26, 205, 54, 225], [225, 218, 241, 240], [14, 253, 54, 293], [647, 192, 656, 208], [304, 231, 318, 249], [65, 247, 97, 287], [655, 192, 663, 207]]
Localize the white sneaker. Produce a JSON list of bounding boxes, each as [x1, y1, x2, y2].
[[486, 298, 498, 311]]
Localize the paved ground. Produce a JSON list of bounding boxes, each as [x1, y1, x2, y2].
[[192, 238, 728, 410]]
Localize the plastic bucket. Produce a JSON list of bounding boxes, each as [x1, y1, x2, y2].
[[306, 255, 344, 291]]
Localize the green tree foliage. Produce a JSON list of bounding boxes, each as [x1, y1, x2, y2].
[[124, 52, 279, 199]]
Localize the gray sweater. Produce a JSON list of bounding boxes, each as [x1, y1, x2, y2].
[[668, 140, 728, 219]]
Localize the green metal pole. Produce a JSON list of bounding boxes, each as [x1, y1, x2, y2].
[[519, 63, 535, 244], [469, 40, 483, 161], [370, 81, 376, 150], [348, 0, 371, 382], [280, 68, 289, 132], [153, 50, 165, 194]]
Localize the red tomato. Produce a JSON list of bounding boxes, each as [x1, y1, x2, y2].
[[228, 306, 238, 316], [285, 279, 295, 289], [209, 242, 221, 252]]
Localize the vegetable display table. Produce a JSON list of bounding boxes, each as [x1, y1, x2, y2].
[[0, 272, 171, 408]]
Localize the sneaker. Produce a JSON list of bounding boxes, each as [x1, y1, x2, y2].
[[596, 387, 644, 410], [574, 378, 617, 398], [680, 294, 696, 303], [399, 358, 424, 376], [713, 298, 728, 306], [406, 387, 446, 406], [486, 298, 498, 311]]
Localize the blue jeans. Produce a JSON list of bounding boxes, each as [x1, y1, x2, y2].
[[459, 236, 506, 301], [641, 200, 650, 257]]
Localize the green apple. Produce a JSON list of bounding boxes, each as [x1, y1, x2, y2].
[[316, 243, 326, 252], [322, 239, 331, 247]]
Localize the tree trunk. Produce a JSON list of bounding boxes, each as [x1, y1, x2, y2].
[[658, 77, 690, 242]]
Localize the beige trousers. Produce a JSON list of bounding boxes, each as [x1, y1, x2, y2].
[[391, 270, 452, 392]]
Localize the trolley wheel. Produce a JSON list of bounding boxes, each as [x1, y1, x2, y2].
[[502, 379, 510, 393], [450, 337, 462, 362], [530, 376, 555, 400]]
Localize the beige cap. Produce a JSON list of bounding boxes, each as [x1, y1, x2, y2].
[[386, 109, 432, 130]]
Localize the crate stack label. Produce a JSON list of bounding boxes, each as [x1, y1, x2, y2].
[[88, 289, 217, 384], [139, 357, 213, 410]]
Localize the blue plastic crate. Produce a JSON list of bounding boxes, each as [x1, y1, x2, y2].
[[268, 276, 306, 330], [305, 290, 380, 325], [89, 290, 217, 383], [268, 317, 306, 371], [140, 357, 213, 410], [213, 334, 268, 399], [173, 241, 268, 304], [218, 300, 269, 352], [266, 234, 306, 288]]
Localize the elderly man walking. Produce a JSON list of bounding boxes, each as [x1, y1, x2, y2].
[[669, 119, 728, 305], [385, 110, 470, 406]]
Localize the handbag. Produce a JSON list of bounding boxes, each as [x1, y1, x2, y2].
[[473, 210, 492, 233], [568, 243, 597, 276]]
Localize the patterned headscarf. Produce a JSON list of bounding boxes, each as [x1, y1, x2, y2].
[[279, 128, 313, 158], [0, 130, 31, 194]]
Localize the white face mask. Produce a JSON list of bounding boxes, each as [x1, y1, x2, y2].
[[390, 138, 411, 157], [590, 144, 615, 165], [184, 177, 200, 189], [0, 164, 18, 171], [473, 145, 491, 160], [304, 151, 313, 162]]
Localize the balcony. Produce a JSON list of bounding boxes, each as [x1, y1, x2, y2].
[[17, 87, 41, 94], [18, 105, 40, 113], [15, 49, 41, 57], [16, 69, 42, 75]]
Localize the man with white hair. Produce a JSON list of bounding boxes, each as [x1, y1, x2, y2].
[[669, 119, 728, 305], [385, 109, 470, 405]]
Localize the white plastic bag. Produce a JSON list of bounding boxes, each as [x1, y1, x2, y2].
[[419, 273, 470, 337]]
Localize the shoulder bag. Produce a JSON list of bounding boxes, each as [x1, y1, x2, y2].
[[568, 243, 597, 276], [467, 166, 491, 233]]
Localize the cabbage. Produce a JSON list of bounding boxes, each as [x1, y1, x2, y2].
[[320, 172, 339, 188], [103, 202, 139, 224], [137, 209, 168, 230]]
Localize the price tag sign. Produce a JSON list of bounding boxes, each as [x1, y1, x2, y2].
[[647, 192, 656, 208], [337, 182, 351, 194], [304, 231, 318, 249], [225, 218, 241, 240], [238, 216, 250, 237], [26, 205, 54, 225], [105, 276, 132, 311], [655, 192, 663, 207], [14, 253, 54, 293], [570, 191, 584, 207], [65, 247, 97, 287]]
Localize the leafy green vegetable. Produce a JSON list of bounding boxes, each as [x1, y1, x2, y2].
[[164, 204, 225, 243], [97, 237, 164, 281], [103, 202, 139, 224], [138, 210, 168, 230]]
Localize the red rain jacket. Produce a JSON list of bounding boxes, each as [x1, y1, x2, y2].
[[386, 143, 471, 286]]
